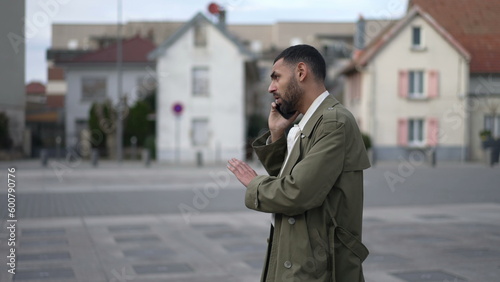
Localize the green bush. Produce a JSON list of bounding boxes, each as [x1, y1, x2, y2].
[[361, 133, 372, 151], [247, 114, 268, 139], [124, 100, 154, 147], [479, 129, 492, 141], [88, 101, 115, 149]]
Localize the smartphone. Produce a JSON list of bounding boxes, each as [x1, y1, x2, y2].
[[276, 103, 297, 119]]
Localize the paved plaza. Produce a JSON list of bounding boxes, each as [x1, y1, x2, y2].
[[0, 159, 499, 282]]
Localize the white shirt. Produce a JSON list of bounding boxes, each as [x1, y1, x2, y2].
[[272, 91, 330, 225]]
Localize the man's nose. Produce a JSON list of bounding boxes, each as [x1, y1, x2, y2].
[[268, 82, 277, 93]]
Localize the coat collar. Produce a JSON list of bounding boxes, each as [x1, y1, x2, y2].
[[300, 95, 339, 137], [280, 95, 340, 176]]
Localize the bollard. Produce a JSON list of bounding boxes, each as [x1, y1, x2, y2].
[[142, 149, 151, 167], [490, 147, 500, 167], [130, 136, 137, 160], [196, 151, 203, 167], [55, 136, 62, 160], [91, 149, 99, 167], [40, 149, 48, 167], [430, 148, 437, 167]]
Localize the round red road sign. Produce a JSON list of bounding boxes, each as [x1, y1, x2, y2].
[[172, 102, 183, 116]]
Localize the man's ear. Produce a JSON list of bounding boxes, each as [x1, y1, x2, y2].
[[296, 62, 307, 82]]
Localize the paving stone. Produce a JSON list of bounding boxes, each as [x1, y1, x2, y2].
[[114, 234, 161, 243], [391, 270, 467, 281], [245, 259, 264, 269], [20, 238, 68, 247], [417, 214, 456, 220], [108, 225, 151, 233], [123, 247, 175, 258], [453, 223, 500, 232], [133, 263, 193, 275], [13, 267, 75, 280], [406, 235, 452, 243], [18, 251, 71, 261], [204, 230, 245, 239], [21, 228, 66, 236], [449, 248, 500, 258], [191, 223, 232, 231], [365, 254, 409, 264], [223, 243, 266, 253], [363, 217, 385, 223]]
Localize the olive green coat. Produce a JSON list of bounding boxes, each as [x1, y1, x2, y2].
[[246, 95, 371, 282]]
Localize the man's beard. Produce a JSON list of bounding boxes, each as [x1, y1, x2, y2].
[[279, 76, 303, 114]]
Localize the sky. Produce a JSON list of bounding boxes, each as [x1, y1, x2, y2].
[[25, 0, 408, 84]]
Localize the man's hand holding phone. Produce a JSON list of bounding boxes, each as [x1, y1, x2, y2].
[[269, 102, 299, 143]]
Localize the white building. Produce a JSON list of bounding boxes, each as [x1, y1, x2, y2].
[[149, 12, 258, 164], [342, 5, 470, 162], [57, 36, 156, 153]]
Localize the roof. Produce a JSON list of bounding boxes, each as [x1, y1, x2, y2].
[[342, 5, 471, 75], [26, 82, 46, 95], [409, 0, 500, 73], [46, 95, 65, 109], [148, 12, 254, 60], [59, 35, 156, 64]]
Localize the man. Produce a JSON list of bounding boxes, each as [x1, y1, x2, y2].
[[227, 44, 370, 282]]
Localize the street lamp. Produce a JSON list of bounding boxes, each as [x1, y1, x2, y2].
[[116, 0, 123, 162]]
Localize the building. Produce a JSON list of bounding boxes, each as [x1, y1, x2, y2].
[[149, 12, 259, 164], [47, 8, 394, 162], [0, 1, 25, 154], [341, 0, 500, 162], [408, 0, 500, 162], [25, 82, 64, 157], [56, 36, 156, 157]]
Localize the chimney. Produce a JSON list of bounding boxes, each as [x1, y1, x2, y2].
[[354, 14, 366, 50], [218, 8, 226, 30]]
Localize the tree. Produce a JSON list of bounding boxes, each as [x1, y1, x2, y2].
[[124, 100, 153, 146], [89, 100, 117, 149]]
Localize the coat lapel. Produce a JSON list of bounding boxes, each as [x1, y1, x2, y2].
[[280, 95, 340, 176]]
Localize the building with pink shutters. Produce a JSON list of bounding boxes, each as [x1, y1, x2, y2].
[[340, 1, 500, 162]]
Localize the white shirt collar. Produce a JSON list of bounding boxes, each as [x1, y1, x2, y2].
[[298, 91, 330, 130]]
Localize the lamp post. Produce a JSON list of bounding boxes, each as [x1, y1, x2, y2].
[[116, 0, 123, 162]]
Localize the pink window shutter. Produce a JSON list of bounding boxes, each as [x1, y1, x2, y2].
[[427, 117, 439, 146], [398, 70, 408, 98], [428, 70, 439, 98], [398, 118, 408, 146]]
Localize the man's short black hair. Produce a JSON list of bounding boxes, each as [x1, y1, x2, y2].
[[274, 44, 326, 82]]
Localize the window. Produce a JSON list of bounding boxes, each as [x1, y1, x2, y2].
[[409, 71, 424, 98], [194, 23, 207, 47], [81, 77, 106, 100], [408, 119, 424, 146], [192, 67, 209, 96], [412, 26, 422, 48], [192, 119, 209, 146], [484, 115, 500, 138]]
